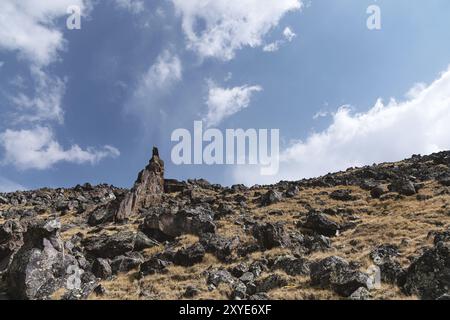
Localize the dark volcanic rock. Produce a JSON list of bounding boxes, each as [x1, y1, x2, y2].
[[92, 258, 112, 280], [200, 233, 239, 262], [173, 243, 205, 267], [183, 286, 200, 298], [110, 252, 144, 274], [303, 212, 340, 237], [310, 256, 371, 297], [164, 179, 188, 193], [252, 223, 291, 249], [139, 207, 216, 242], [140, 257, 171, 276], [285, 185, 299, 198], [370, 244, 399, 264], [0, 220, 25, 273], [388, 179, 416, 196], [438, 176, 450, 187], [329, 190, 358, 201], [403, 241, 450, 300], [255, 274, 288, 293], [82, 231, 136, 259], [370, 185, 388, 199], [88, 205, 114, 226], [260, 190, 283, 206], [433, 228, 450, 245], [272, 255, 310, 276], [207, 270, 235, 287]]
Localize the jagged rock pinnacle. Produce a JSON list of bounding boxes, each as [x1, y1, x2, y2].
[[114, 147, 164, 221]]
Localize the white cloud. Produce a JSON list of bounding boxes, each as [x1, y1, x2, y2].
[[232, 66, 450, 185], [141, 50, 182, 91], [313, 110, 329, 120], [10, 67, 65, 124], [263, 42, 281, 53], [263, 26, 297, 52], [127, 50, 182, 117], [204, 82, 262, 127], [0, 0, 90, 67], [0, 176, 25, 193], [0, 127, 120, 170], [114, 0, 145, 14], [171, 0, 302, 60], [283, 27, 297, 42], [0, 61, 4, 68], [0, 1, 120, 172]]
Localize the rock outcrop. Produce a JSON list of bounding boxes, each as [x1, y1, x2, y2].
[[115, 147, 164, 221]]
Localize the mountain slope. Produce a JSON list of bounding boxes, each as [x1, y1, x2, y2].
[[1, 150, 450, 300]]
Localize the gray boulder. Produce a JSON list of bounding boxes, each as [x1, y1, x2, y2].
[[403, 241, 450, 300], [7, 220, 90, 300], [310, 256, 371, 297], [252, 223, 291, 249]]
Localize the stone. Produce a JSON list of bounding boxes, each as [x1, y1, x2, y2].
[[140, 257, 171, 276], [310, 256, 371, 297], [388, 179, 416, 196], [93, 284, 106, 296], [6, 220, 83, 300], [200, 233, 239, 262], [92, 258, 112, 280], [110, 252, 144, 274], [183, 286, 200, 298], [260, 190, 283, 206], [115, 147, 164, 221], [303, 212, 340, 237], [228, 263, 249, 278], [82, 231, 136, 259], [164, 179, 188, 193], [370, 244, 399, 265], [249, 293, 269, 300], [295, 233, 332, 253], [252, 223, 291, 249], [438, 176, 450, 187], [139, 207, 216, 242], [370, 185, 388, 199], [133, 231, 159, 251], [173, 243, 205, 267], [285, 185, 299, 198], [87, 205, 114, 226], [239, 272, 255, 284], [0, 220, 25, 273], [231, 281, 247, 300], [329, 189, 358, 201], [207, 270, 235, 287], [349, 287, 371, 300], [255, 274, 288, 293], [403, 241, 450, 300], [433, 229, 450, 245], [272, 255, 310, 276]]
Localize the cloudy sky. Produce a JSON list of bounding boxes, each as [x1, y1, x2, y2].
[[1, 0, 450, 191]]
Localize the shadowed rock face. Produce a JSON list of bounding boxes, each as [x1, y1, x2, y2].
[[115, 147, 164, 221]]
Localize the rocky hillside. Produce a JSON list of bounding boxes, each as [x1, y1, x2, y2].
[[1, 148, 450, 300]]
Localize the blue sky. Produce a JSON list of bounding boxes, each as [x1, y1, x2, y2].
[[1, 0, 450, 191]]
